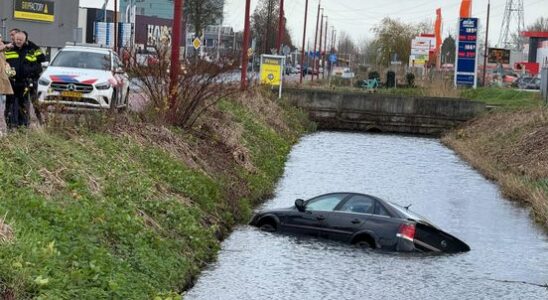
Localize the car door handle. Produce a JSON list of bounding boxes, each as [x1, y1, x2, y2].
[[351, 219, 361, 224], [316, 215, 326, 221]]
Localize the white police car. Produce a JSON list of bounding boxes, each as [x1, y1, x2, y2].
[[37, 45, 130, 110]]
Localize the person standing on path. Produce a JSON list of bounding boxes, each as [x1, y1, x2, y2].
[[4, 31, 45, 129], [0, 33, 14, 97]]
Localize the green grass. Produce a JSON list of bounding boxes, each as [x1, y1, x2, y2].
[[0, 97, 310, 298], [0, 130, 221, 299], [218, 99, 301, 200], [460, 87, 544, 110]]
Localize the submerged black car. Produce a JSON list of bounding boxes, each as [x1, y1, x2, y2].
[[250, 192, 470, 253]]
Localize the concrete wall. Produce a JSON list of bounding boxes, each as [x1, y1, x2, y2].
[[0, 0, 79, 50], [285, 88, 486, 135]]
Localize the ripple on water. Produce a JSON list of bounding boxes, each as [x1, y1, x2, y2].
[[185, 132, 548, 300]]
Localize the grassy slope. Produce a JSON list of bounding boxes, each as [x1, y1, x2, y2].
[[442, 89, 547, 230], [0, 94, 310, 298]]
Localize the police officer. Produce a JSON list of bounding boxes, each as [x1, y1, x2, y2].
[[4, 31, 45, 129]]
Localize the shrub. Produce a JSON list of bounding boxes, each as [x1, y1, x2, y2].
[[125, 45, 240, 129], [406, 73, 416, 87], [368, 71, 380, 80]]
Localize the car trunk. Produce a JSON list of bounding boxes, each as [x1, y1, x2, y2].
[[413, 223, 470, 253]]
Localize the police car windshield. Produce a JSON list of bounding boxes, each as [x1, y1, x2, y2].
[[51, 51, 111, 70]]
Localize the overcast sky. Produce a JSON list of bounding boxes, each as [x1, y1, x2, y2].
[[81, 0, 547, 47]]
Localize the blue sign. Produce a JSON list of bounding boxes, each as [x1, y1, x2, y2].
[[328, 54, 337, 63], [307, 51, 320, 58], [455, 18, 478, 87]]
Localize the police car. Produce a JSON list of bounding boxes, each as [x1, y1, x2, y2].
[[37, 45, 130, 110]]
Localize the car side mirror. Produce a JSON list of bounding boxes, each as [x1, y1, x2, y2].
[[295, 199, 305, 212], [114, 67, 124, 74], [41, 61, 49, 68]]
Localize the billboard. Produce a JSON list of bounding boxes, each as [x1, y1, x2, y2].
[[455, 18, 478, 87], [488, 48, 511, 64], [410, 36, 435, 67], [13, 0, 55, 22]]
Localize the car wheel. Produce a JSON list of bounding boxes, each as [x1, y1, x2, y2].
[[353, 235, 375, 249], [258, 220, 277, 232]]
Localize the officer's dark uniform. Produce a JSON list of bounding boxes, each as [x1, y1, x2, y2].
[[4, 41, 45, 128]]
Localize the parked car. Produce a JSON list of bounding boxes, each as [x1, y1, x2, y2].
[[250, 192, 470, 253], [37, 45, 130, 110], [517, 76, 541, 90]]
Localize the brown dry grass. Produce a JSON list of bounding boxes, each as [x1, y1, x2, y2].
[[442, 107, 548, 230], [0, 213, 14, 244]]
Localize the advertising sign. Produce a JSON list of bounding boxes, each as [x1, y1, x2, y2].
[[260, 55, 285, 98], [14, 0, 55, 22], [455, 18, 478, 87], [488, 48, 511, 64]]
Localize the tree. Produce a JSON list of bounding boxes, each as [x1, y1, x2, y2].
[[371, 18, 418, 66], [509, 17, 548, 50], [251, 0, 294, 55], [527, 17, 548, 31], [441, 35, 455, 64], [185, 0, 224, 38]]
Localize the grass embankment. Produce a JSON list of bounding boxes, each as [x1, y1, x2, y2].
[[442, 89, 547, 230], [0, 91, 312, 298]]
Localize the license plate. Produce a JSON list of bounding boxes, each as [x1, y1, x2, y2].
[[61, 91, 82, 99]]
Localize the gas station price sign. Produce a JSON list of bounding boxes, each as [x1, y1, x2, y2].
[[455, 18, 479, 87]]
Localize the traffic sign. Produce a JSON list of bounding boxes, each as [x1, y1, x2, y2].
[[328, 54, 337, 63], [192, 37, 202, 50], [247, 47, 254, 57]]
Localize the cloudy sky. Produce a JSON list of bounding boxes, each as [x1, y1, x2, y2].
[[81, 0, 547, 47]]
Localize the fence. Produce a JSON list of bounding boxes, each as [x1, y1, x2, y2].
[[541, 66, 548, 106]]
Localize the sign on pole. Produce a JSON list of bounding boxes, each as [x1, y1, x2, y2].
[[192, 37, 202, 50], [455, 18, 479, 88], [260, 55, 285, 98]]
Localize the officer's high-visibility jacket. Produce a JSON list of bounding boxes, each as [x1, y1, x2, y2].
[[5, 41, 45, 88]]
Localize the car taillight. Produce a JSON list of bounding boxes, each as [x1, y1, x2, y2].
[[397, 223, 416, 241]]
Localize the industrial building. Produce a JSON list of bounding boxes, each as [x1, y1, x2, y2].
[[0, 0, 79, 59]]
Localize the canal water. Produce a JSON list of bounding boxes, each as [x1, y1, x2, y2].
[[185, 132, 548, 300]]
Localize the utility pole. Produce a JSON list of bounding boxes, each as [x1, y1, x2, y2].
[[169, 0, 184, 109], [265, 0, 274, 54], [241, 0, 252, 90], [323, 16, 328, 79], [312, 1, 321, 81], [276, 0, 285, 52], [114, 0, 118, 52], [300, 0, 309, 84], [318, 9, 324, 81], [483, 0, 491, 86]]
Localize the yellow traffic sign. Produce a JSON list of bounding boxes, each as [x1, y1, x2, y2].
[[192, 37, 202, 50]]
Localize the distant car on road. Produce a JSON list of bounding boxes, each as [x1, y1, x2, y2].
[[250, 192, 470, 253], [517, 76, 541, 90], [38, 45, 130, 111]]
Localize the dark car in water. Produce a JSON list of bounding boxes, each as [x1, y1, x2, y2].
[[250, 192, 470, 253]]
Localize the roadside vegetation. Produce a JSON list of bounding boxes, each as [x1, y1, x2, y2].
[[0, 71, 312, 299], [442, 106, 548, 231]]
